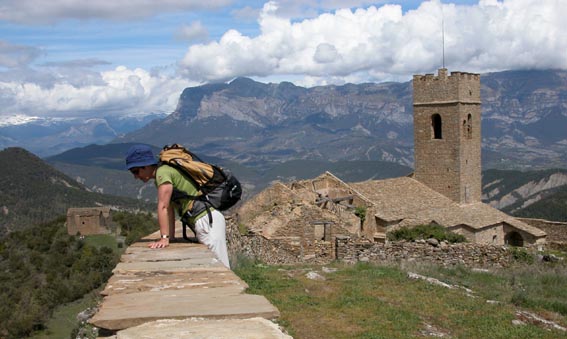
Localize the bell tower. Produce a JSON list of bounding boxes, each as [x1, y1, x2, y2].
[[412, 68, 481, 204]]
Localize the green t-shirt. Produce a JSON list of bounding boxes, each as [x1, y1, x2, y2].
[[155, 164, 203, 219]]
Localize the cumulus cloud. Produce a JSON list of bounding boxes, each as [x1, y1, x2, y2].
[[175, 21, 209, 43], [0, 66, 194, 117], [179, 0, 567, 84], [0, 0, 232, 24]]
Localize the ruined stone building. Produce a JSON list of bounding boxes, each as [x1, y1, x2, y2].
[[66, 207, 113, 236], [237, 69, 546, 258]]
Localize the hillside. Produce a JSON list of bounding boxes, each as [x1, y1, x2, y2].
[[0, 147, 152, 235], [482, 168, 567, 221], [46, 143, 567, 222], [47, 143, 414, 201], [511, 185, 567, 221]]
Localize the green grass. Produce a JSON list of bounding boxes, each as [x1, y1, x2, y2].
[[28, 290, 100, 339], [234, 258, 567, 339], [83, 234, 122, 252], [411, 263, 567, 317]]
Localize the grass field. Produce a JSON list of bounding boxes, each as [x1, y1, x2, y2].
[[234, 259, 567, 339], [28, 290, 99, 339]]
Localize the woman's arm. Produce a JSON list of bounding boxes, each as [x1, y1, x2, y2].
[[150, 182, 174, 249]]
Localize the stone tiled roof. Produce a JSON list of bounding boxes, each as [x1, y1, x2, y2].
[[350, 176, 545, 237], [350, 177, 455, 222]]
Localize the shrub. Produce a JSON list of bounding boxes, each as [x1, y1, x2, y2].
[[238, 223, 249, 235], [510, 247, 534, 264], [113, 211, 158, 245], [387, 224, 467, 243], [354, 206, 366, 223]]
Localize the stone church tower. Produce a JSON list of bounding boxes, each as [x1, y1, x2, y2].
[[412, 68, 481, 204]]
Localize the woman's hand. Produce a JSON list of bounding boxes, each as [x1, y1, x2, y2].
[[149, 238, 169, 249]]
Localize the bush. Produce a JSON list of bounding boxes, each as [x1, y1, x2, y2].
[[354, 206, 366, 223], [510, 247, 535, 264], [238, 223, 249, 235], [387, 224, 467, 243], [113, 211, 158, 245], [0, 217, 119, 339]]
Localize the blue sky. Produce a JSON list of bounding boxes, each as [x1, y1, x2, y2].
[[0, 0, 565, 120]]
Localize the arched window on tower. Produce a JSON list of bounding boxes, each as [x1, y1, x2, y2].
[[431, 114, 442, 139], [466, 114, 472, 139]]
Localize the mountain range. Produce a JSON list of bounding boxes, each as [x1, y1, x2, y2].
[[115, 69, 567, 170], [0, 113, 166, 157], [1, 69, 565, 169]]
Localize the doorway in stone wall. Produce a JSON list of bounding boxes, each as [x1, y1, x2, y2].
[[505, 231, 524, 247]]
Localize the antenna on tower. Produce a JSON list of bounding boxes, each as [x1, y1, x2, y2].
[[441, 2, 445, 69]]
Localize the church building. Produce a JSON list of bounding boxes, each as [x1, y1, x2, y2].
[[238, 69, 546, 248]]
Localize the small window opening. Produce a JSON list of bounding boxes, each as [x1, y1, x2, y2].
[[466, 114, 472, 139], [432, 114, 442, 139]]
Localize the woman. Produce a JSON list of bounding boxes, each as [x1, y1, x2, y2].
[[125, 144, 230, 268]]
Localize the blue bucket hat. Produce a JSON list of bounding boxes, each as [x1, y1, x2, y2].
[[125, 144, 157, 170]]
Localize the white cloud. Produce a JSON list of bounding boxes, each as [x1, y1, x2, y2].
[[0, 66, 194, 117], [179, 0, 567, 84], [0, 0, 232, 24], [175, 21, 209, 43]]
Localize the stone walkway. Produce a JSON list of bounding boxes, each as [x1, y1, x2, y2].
[[90, 227, 291, 338]]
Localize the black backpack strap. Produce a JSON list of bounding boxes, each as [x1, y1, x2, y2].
[[180, 214, 198, 242], [181, 207, 213, 242]]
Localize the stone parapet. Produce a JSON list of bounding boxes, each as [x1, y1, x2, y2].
[[90, 224, 288, 338]]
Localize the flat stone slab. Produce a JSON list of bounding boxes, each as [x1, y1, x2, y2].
[[102, 271, 247, 296], [115, 317, 292, 339], [90, 287, 280, 330], [113, 257, 228, 274], [121, 244, 215, 262]]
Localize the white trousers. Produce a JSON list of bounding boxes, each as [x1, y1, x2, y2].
[[194, 209, 230, 268]]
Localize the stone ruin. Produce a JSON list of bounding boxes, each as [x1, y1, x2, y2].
[[66, 207, 113, 236]]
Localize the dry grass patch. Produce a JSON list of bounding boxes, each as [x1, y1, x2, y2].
[[234, 258, 567, 339]]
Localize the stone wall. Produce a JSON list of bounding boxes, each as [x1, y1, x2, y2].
[[518, 218, 567, 250], [335, 236, 513, 268], [226, 216, 334, 265], [227, 217, 516, 268]]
